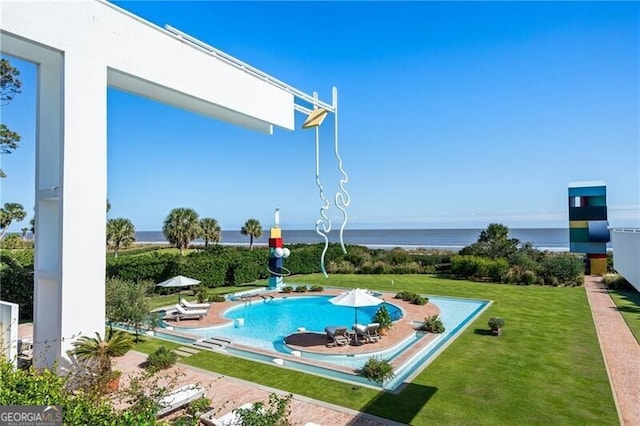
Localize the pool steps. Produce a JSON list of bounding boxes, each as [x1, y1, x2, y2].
[[192, 337, 232, 350]]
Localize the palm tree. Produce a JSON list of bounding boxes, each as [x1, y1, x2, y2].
[[163, 207, 201, 255], [0, 202, 27, 240], [20, 227, 28, 240], [241, 218, 263, 250], [200, 217, 222, 247], [71, 330, 134, 378], [106, 218, 136, 258], [29, 217, 35, 239]]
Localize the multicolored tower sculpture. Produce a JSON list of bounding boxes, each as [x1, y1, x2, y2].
[[568, 181, 610, 275], [267, 209, 290, 289]]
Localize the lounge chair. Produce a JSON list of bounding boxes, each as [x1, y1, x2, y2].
[[156, 384, 206, 418], [354, 323, 381, 343], [200, 402, 254, 426], [324, 326, 350, 346], [172, 304, 207, 321], [180, 298, 211, 310]]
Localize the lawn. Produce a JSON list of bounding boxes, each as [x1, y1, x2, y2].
[[608, 287, 640, 344], [135, 274, 618, 425]]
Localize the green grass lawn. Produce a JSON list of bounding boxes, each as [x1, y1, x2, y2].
[[135, 274, 617, 425], [608, 287, 640, 344]]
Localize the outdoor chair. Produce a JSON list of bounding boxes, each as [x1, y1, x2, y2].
[[156, 384, 206, 418], [324, 326, 350, 347], [200, 402, 254, 426], [354, 323, 381, 343], [180, 298, 211, 310], [172, 304, 207, 321]]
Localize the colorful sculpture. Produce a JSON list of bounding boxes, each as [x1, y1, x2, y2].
[[568, 181, 610, 275], [267, 209, 291, 289]]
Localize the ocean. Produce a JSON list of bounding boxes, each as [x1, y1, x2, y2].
[[136, 228, 579, 252]]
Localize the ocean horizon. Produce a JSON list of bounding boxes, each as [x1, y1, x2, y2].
[[135, 228, 588, 252]]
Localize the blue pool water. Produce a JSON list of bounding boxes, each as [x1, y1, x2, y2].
[[169, 296, 402, 351], [160, 294, 489, 389]]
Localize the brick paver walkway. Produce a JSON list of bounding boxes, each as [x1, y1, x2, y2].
[[114, 351, 400, 426], [584, 276, 640, 426]]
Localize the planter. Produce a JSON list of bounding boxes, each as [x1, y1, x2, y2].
[[105, 371, 122, 393], [491, 327, 502, 336]]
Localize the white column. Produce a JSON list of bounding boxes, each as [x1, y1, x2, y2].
[[34, 49, 107, 369]]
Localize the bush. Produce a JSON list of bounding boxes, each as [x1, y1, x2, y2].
[[234, 393, 292, 425], [421, 315, 445, 333], [0, 251, 34, 321], [360, 357, 395, 384], [395, 291, 412, 301], [520, 270, 537, 285], [195, 285, 208, 303], [281, 286, 294, 293], [395, 291, 428, 305], [602, 273, 633, 290], [294, 285, 307, 293], [208, 294, 226, 303], [410, 293, 428, 305], [488, 317, 505, 329], [373, 305, 393, 332], [145, 346, 177, 372], [542, 254, 583, 285], [308, 285, 324, 292]]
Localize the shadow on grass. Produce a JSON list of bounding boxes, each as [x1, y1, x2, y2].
[[354, 382, 438, 425], [609, 288, 640, 314], [473, 328, 495, 336]]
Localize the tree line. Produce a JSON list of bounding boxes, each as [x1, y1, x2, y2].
[[108, 207, 264, 257]]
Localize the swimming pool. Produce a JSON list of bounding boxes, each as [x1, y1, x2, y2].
[[157, 293, 490, 390], [172, 296, 402, 351]]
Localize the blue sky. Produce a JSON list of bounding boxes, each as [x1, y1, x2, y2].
[[1, 1, 638, 232]]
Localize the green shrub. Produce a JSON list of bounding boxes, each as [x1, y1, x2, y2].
[[421, 315, 445, 333], [281, 286, 294, 293], [395, 291, 428, 305], [208, 294, 226, 303], [602, 273, 633, 290], [361, 260, 387, 274], [488, 317, 505, 329], [410, 294, 428, 305], [520, 270, 537, 285], [294, 285, 307, 293], [309, 285, 324, 292], [360, 357, 395, 384], [234, 393, 292, 425], [395, 291, 412, 300], [0, 235, 33, 249], [145, 346, 177, 372], [542, 254, 583, 285], [373, 304, 393, 332], [195, 285, 208, 303], [0, 251, 34, 321]]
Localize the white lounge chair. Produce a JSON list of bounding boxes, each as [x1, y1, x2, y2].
[[181, 298, 211, 310], [173, 304, 207, 321], [156, 384, 206, 418], [200, 403, 254, 426], [354, 323, 380, 343]]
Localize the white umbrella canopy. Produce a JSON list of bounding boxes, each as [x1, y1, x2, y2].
[[156, 275, 201, 288], [329, 288, 384, 325], [157, 275, 201, 303]]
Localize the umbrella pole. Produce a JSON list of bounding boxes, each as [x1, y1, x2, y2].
[[354, 307, 358, 326]]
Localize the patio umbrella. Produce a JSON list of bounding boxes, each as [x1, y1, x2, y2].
[[156, 275, 201, 303], [329, 288, 383, 326]]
